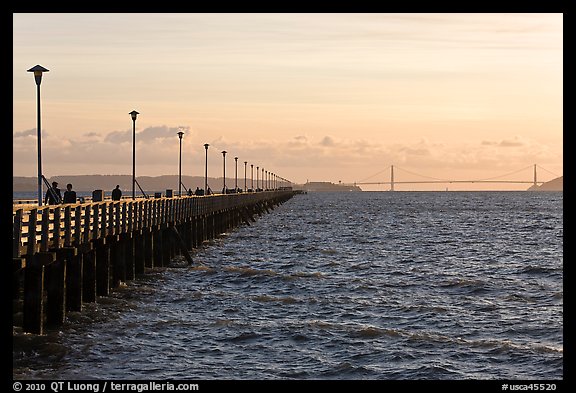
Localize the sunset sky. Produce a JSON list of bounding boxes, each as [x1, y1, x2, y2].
[[13, 13, 563, 190]]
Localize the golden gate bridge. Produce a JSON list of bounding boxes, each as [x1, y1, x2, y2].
[[344, 164, 561, 191]]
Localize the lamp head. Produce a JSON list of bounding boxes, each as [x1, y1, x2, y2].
[[27, 65, 49, 86]]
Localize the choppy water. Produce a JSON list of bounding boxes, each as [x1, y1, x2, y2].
[[13, 191, 563, 380]]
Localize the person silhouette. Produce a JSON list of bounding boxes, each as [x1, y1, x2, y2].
[[62, 183, 77, 204], [112, 185, 122, 201], [45, 181, 62, 205]]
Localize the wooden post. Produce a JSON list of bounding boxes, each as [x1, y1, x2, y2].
[[153, 227, 163, 267], [189, 218, 196, 249], [111, 236, 124, 288], [96, 238, 110, 296], [83, 247, 97, 303], [13, 258, 25, 299], [64, 247, 82, 312], [134, 230, 145, 275], [25, 209, 41, 256], [23, 252, 54, 334], [162, 226, 172, 265], [124, 233, 135, 281], [13, 209, 23, 258], [52, 207, 61, 249], [144, 227, 153, 269], [45, 253, 66, 328], [195, 216, 203, 247], [64, 205, 72, 247], [184, 220, 193, 250], [40, 208, 50, 252]]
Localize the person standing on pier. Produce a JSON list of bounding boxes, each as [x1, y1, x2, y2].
[[112, 185, 122, 201], [45, 181, 62, 205], [63, 183, 77, 204]]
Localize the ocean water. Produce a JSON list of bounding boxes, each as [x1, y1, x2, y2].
[[12, 191, 563, 380]]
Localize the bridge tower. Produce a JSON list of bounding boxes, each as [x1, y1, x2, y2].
[[533, 164, 537, 188], [390, 165, 395, 192]]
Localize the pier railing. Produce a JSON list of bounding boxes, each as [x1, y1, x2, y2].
[[13, 191, 293, 258]]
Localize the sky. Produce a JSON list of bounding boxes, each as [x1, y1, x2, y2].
[[13, 13, 563, 190]]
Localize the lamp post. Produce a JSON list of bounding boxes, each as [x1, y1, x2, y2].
[[262, 168, 265, 190], [244, 161, 247, 192], [204, 144, 209, 194], [251, 164, 254, 191], [27, 65, 49, 206], [129, 110, 140, 199], [234, 157, 238, 191], [221, 151, 227, 194], [256, 166, 259, 191], [177, 130, 184, 196]]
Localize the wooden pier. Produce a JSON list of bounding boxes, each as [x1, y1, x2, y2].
[[12, 190, 297, 334]]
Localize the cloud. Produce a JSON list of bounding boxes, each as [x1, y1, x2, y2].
[[137, 125, 187, 143], [14, 129, 37, 138], [499, 136, 526, 147], [481, 136, 526, 147], [102, 125, 192, 144], [104, 130, 131, 144], [397, 146, 430, 156], [319, 136, 335, 147], [287, 135, 309, 148]]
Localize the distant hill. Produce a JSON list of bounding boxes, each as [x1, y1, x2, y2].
[[13, 175, 236, 194], [527, 176, 563, 191]]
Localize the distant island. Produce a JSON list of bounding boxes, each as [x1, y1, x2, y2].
[[294, 181, 362, 192], [527, 176, 563, 191]]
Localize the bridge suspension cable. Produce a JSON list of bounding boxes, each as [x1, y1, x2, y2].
[[536, 164, 561, 178], [466, 165, 534, 182], [393, 166, 452, 182], [356, 165, 391, 183]]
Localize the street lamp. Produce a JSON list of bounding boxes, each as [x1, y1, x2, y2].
[[251, 164, 254, 191], [27, 65, 49, 206], [256, 166, 259, 191], [244, 161, 247, 192], [177, 130, 184, 197], [221, 151, 227, 194], [204, 144, 209, 194], [262, 168, 265, 190], [234, 157, 238, 191], [129, 110, 140, 199]]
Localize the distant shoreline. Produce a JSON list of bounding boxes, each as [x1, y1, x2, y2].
[[13, 175, 562, 193]]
